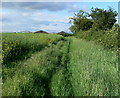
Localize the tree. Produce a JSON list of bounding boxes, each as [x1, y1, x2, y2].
[[90, 7, 118, 30], [69, 10, 93, 33]]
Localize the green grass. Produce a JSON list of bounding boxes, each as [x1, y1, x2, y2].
[[2, 39, 72, 96], [69, 38, 119, 96], [2, 33, 119, 96], [2, 33, 62, 66], [2, 33, 63, 81]]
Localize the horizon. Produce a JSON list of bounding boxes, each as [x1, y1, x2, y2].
[[0, 2, 119, 33]]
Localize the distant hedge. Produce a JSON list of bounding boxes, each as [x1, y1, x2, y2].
[[57, 33, 74, 37]]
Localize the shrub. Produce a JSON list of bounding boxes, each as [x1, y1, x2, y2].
[[74, 23, 119, 51]]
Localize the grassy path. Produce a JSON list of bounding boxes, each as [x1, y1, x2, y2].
[[2, 39, 72, 96], [68, 38, 119, 96], [2, 37, 119, 96]]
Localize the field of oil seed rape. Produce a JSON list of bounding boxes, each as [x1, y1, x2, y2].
[[2, 33, 119, 96], [2, 33, 62, 65], [2, 33, 63, 81]]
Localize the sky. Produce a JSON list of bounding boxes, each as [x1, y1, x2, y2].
[[0, 2, 119, 33]]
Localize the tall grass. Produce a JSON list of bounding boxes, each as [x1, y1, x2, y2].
[[2, 33, 62, 66], [69, 38, 119, 96], [2, 33, 119, 96], [2, 33, 63, 82], [2, 38, 72, 96]]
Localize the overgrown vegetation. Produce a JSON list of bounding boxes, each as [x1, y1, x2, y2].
[[75, 24, 119, 50], [69, 38, 119, 96], [57, 33, 74, 37], [2, 7, 119, 97], [2, 37, 72, 96], [69, 7, 119, 51], [2, 33, 62, 66], [2, 33, 63, 82], [2, 34, 119, 96], [69, 10, 93, 32]]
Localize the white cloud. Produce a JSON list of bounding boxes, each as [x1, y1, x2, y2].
[[0, 12, 2, 17], [22, 12, 30, 16], [69, 4, 79, 13], [1, 8, 71, 32], [82, 6, 89, 11], [30, 21, 71, 33], [33, 13, 42, 17], [31, 12, 70, 23], [39, 22, 71, 32], [116, 17, 118, 24], [48, 16, 70, 23], [72, 4, 78, 9], [2, 2, 68, 12], [0, 8, 3, 19]]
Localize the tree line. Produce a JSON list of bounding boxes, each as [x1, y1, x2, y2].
[[69, 7, 119, 33], [69, 7, 120, 51]]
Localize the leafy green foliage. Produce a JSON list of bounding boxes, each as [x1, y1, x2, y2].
[[69, 7, 118, 46], [97, 24, 119, 50], [70, 7, 118, 33], [57, 33, 74, 37], [69, 10, 93, 33], [90, 7, 117, 30], [74, 23, 119, 51]]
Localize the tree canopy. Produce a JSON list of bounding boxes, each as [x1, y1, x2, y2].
[[69, 10, 93, 33], [90, 7, 118, 30], [69, 7, 118, 33]]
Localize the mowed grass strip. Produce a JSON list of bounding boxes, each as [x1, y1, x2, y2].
[[68, 38, 119, 96]]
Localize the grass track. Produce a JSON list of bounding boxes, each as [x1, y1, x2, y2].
[[69, 38, 119, 96], [2, 39, 72, 96], [2, 35, 119, 96]]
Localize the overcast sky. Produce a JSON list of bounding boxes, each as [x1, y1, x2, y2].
[[0, 2, 118, 33]]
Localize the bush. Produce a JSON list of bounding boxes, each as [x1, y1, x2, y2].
[[75, 24, 119, 51], [58, 33, 74, 37], [97, 24, 119, 50]]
